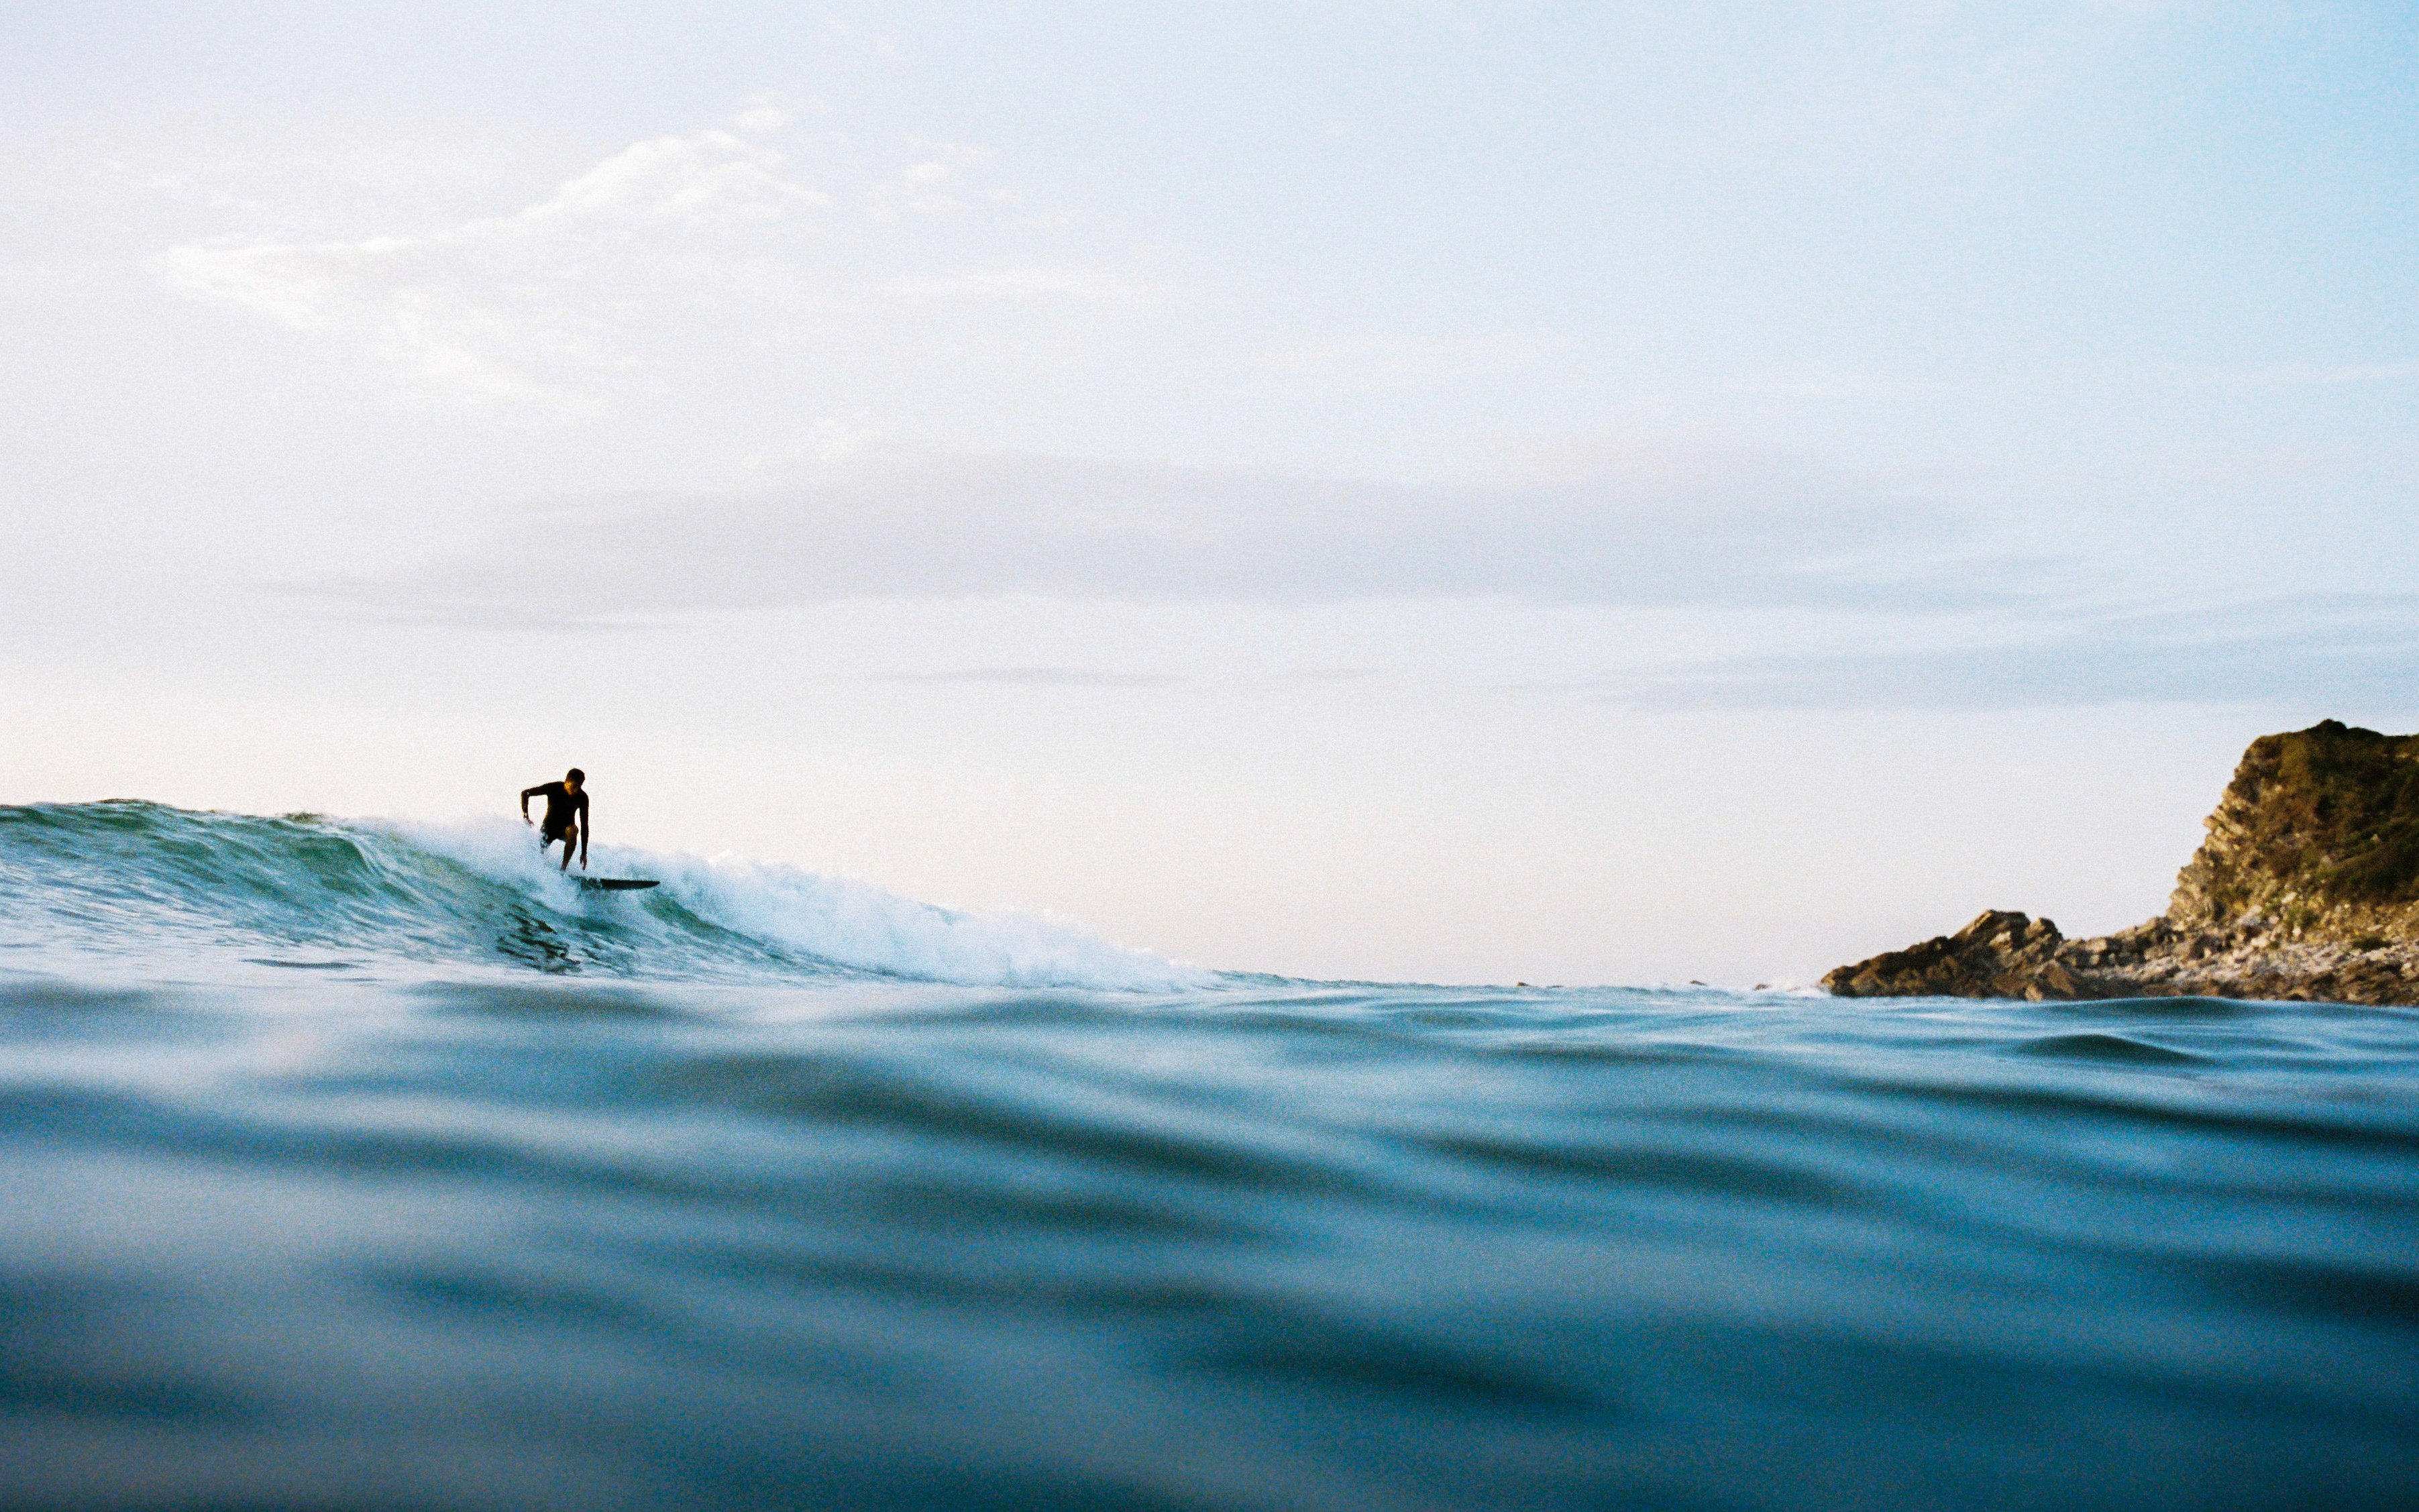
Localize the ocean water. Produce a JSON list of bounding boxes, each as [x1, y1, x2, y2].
[[3, 802, 2415, 1511]]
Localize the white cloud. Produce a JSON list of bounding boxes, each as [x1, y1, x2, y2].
[[727, 96, 803, 137], [151, 111, 1146, 410], [153, 118, 828, 405], [865, 140, 998, 221]]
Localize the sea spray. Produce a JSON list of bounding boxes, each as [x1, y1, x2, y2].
[[381, 811, 1211, 991], [2, 802, 1207, 991]]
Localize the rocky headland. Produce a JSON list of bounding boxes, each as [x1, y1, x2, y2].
[[1825, 720, 2419, 1006]]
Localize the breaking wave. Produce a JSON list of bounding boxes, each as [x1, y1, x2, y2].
[[0, 800, 1207, 991]]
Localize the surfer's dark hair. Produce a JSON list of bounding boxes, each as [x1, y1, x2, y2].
[[566, 768, 586, 783]]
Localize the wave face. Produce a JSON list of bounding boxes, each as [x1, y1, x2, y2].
[[0, 800, 1206, 990], [3, 802, 2418, 1511]]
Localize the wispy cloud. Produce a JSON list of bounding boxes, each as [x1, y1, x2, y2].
[[288, 441, 2047, 621], [873, 667, 1185, 687], [150, 107, 1153, 407], [1582, 594, 2419, 711], [154, 112, 826, 404], [865, 140, 1000, 222]]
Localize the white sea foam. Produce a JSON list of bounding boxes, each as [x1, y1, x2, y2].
[[377, 815, 1213, 992]]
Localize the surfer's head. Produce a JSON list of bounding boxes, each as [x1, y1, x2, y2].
[[566, 768, 585, 790]]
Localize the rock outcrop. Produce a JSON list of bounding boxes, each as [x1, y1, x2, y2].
[[1825, 721, 2419, 1006]]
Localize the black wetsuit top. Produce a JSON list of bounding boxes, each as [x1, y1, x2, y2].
[[526, 782, 588, 840]]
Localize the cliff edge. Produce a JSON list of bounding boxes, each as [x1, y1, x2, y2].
[[1825, 721, 2419, 1006]]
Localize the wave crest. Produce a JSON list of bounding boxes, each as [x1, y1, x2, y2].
[[0, 802, 1207, 992]]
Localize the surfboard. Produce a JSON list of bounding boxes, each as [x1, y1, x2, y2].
[[578, 878, 660, 892]]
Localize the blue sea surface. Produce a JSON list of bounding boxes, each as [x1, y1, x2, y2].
[[3, 803, 2415, 1510]]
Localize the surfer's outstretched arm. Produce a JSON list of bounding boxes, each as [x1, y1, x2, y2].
[[578, 794, 590, 869], [519, 785, 546, 823]]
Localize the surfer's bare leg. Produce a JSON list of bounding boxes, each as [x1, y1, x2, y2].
[[558, 820, 579, 871]]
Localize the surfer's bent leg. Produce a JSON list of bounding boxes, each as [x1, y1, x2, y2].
[[558, 820, 578, 871]]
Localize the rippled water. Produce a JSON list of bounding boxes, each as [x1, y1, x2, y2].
[[3, 804, 2416, 1510]]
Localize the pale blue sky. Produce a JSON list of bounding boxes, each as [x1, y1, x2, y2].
[[3, 2, 2414, 981]]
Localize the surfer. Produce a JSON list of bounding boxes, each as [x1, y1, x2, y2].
[[520, 769, 590, 873]]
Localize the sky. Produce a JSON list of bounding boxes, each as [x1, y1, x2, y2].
[[3, 0, 2416, 984]]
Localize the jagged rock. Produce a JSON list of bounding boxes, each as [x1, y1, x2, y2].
[[2167, 720, 2419, 942], [1825, 722, 2419, 1006], [1824, 910, 2065, 998]]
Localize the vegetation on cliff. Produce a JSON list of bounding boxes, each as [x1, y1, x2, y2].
[[1825, 722, 2419, 1006], [2168, 720, 2419, 938]]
